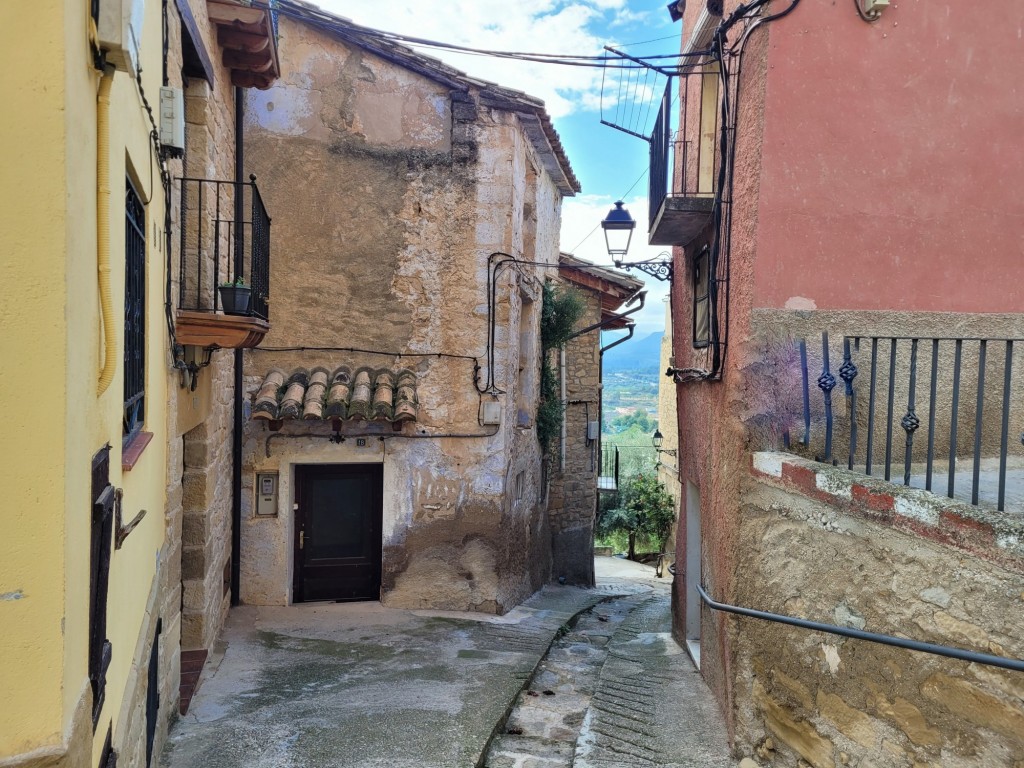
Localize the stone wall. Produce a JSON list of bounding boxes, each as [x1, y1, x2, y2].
[[547, 291, 602, 585], [730, 452, 1024, 768], [239, 16, 566, 614]]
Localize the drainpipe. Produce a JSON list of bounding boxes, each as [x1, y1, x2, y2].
[[560, 347, 567, 472], [97, 66, 117, 395], [230, 87, 244, 606]]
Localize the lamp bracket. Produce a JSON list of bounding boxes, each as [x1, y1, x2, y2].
[[618, 260, 673, 282]]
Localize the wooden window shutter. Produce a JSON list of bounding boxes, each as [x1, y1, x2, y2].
[[90, 446, 115, 728]]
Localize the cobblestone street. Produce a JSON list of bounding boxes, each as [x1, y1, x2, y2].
[[161, 558, 732, 768]]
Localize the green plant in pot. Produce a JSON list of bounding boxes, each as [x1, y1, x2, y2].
[[218, 276, 251, 315]]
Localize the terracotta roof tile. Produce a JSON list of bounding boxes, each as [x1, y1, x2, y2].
[[253, 366, 418, 423]]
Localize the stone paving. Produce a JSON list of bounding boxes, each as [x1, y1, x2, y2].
[[160, 558, 733, 768], [485, 562, 732, 768]]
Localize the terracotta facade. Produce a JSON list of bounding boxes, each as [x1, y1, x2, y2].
[[663, 1, 1024, 764]]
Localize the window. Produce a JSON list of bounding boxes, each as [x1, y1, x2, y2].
[[124, 179, 146, 446], [692, 245, 710, 349]]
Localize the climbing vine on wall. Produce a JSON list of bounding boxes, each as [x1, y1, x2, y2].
[[536, 282, 585, 453]]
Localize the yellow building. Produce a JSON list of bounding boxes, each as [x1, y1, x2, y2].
[[0, 1, 278, 765]]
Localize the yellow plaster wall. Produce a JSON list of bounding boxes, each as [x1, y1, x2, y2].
[[0, 0, 171, 760], [0, 0, 72, 753], [85, 3, 172, 761]]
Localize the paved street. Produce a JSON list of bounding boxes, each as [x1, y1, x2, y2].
[[161, 558, 732, 768]]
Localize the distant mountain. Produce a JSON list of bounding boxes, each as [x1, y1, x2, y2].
[[602, 331, 663, 375]]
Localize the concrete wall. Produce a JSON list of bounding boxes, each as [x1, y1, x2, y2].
[[547, 290, 602, 586], [240, 16, 564, 614], [669, 0, 1024, 752], [656, 299, 681, 557], [753, 2, 1024, 314], [735, 453, 1024, 768]]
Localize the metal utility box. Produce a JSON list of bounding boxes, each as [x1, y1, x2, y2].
[[255, 473, 278, 517]]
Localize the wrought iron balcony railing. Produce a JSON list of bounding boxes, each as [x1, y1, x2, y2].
[[648, 72, 719, 247], [178, 175, 270, 321]]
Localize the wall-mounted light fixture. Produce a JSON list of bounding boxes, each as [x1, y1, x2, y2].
[[856, 0, 888, 22], [600, 201, 673, 282], [652, 429, 677, 457]]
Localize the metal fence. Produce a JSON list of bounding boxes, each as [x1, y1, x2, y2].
[[797, 334, 1023, 512], [599, 443, 659, 491]]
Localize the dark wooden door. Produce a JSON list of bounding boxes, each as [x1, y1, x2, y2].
[[294, 464, 383, 602]]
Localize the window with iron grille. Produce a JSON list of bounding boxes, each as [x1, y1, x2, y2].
[[124, 179, 146, 446], [692, 245, 710, 349]]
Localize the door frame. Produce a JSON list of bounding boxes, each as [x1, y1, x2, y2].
[[291, 462, 384, 603]]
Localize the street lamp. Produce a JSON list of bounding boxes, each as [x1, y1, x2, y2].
[[601, 201, 635, 264], [652, 429, 677, 457], [600, 201, 673, 282]]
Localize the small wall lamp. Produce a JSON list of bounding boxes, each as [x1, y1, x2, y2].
[[652, 429, 677, 457]]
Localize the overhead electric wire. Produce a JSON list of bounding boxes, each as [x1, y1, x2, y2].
[[566, 164, 651, 255], [260, 1, 708, 72]]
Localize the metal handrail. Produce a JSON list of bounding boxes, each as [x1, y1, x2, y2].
[[695, 583, 1024, 673]]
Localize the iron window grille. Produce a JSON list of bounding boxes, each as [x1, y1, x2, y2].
[[692, 245, 710, 349], [124, 178, 146, 446]]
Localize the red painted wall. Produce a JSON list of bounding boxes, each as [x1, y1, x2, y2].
[[753, 1, 1024, 313]]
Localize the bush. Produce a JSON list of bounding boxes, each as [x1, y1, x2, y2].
[[536, 282, 586, 452], [596, 474, 675, 560]]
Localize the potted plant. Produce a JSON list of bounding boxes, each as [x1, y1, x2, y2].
[[218, 276, 251, 315]]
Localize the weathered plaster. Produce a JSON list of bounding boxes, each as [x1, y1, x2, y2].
[[240, 14, 569, 614]]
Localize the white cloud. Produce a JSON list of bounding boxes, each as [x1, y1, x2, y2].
[[310, 0, 640, 118]]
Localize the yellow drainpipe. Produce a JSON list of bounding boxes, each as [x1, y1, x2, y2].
[[97, 66, 116, 395]]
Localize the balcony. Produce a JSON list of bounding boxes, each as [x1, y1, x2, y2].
[[648, 72, 719, 247], [175, 176, 271, 349]]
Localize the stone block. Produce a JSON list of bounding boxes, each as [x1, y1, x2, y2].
[[753, 680, 835, 768], [871, 693, 940, 747], [920, 672, 1024, 742], [816, 691, 879, 749], [182, 546, 207, 581], [182, 512, 209, 547]]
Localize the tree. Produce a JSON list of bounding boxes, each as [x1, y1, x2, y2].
[[596, 474, 675, 560]]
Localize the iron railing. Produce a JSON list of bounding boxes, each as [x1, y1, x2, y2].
[[178, 175, 270, 320], [648, 72, 719, 231], [798, 334, 1023, 512], [598, 443, 659, 490]]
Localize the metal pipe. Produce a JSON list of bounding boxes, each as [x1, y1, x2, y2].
[[696, 584, 1024, 673], [560, 347, 567, 473], [230, 88, 244, 606], [97, 65, 117, 394]]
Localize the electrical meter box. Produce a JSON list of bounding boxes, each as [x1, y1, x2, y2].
[[159, 87, 185, 156], [480, 401, 502, 426], [587, 421, 600, 441], [255, 473, 278, 517]]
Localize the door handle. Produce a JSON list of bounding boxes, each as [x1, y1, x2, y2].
[[299, 531, 304, 549]]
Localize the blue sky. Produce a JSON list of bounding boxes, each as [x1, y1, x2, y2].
[[314, 0, 680, 337]]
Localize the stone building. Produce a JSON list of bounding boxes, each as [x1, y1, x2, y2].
[[548, 255, 643, 586], [651, 1, 1024, 765], [0, 0, 279, 765], [237, 2, 579, 614]]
